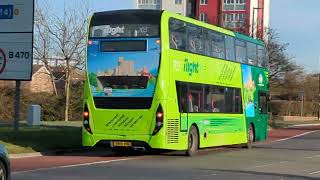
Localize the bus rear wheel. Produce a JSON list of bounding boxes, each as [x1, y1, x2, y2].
[[186, 125, 199, 156]]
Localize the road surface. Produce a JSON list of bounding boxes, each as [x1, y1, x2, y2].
[[12, 127, 320, 180]]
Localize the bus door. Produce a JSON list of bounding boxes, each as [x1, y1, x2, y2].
[[179, 93, 192, 132], [254, 91, 268, 140], [177, 82, 188, 132]]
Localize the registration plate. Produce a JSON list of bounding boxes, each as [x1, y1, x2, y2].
[[112, 141, 132, 147]]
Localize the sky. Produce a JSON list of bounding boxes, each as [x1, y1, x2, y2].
[[44, 0, 320, 73], [270, 0, 320, 73]]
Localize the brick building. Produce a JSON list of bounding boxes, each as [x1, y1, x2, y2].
[[0, 65, 84, 94]]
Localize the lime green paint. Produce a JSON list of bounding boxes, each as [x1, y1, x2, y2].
[[83, 11, 267, 151], [183, 58, 200, 76]]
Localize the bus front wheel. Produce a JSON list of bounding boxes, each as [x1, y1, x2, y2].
[[186, 125, 199, 156]]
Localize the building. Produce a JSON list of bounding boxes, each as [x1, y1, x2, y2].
[[135, 0, 161, 10], [134, 0, 270, 39], [0, 65, 84, 94], [218, 0, 270, 39]]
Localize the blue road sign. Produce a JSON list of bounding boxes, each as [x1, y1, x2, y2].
[[0, 5, 14, 19]]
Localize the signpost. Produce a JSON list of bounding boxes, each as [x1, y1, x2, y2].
[[0, 0, 34, 132], [299, 91, 304, 117]]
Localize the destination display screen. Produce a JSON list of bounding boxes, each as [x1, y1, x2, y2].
[[100, 40, 146, 52]]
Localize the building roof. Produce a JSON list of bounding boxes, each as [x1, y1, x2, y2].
[[32, 65, 44, 75]]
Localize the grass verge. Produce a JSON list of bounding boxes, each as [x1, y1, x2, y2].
[[0, 124, 82, 154]]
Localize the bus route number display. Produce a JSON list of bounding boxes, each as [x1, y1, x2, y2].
[[0, 5, 13, 19]]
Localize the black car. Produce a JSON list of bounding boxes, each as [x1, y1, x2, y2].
[[0, 145, 10, 180]]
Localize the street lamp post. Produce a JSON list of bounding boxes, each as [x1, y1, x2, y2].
[[318, 71, 320, 120], [251, 7, 263, 38], [318, 56, 320, 120]]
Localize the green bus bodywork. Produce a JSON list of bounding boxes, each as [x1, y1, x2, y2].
[[83, 11, 269, 150]]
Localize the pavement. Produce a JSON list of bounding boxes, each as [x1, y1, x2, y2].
[[10, 124, 320, 179]]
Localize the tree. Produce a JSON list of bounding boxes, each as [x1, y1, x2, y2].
[[264, 29, 302, 87], [34, 2, 58, 96], [35, 0, 91, 121]]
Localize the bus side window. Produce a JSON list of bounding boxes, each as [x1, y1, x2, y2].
[[247, 42, 257, 66], [259, 91, 268, 114], [235, 40, 247, 63], [176, 82, 189, 113], [258, 45, 268, 68], [169, 19, 186, 51], [186, 24, 203, 54], [225, 35, 235, 61], [208, 30, 225, 59]]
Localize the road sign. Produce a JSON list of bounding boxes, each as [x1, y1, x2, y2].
[[0, 5, 14, 19], [0, 0, 34, 81], [0, 48, 6, 74]]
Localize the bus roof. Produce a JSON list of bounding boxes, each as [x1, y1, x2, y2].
[[90, 9, 265, 46], [91, 9, 163, 26], [163, 11, 235, 37], [235, 32, 265, 46], [163, 10, 265, 46]]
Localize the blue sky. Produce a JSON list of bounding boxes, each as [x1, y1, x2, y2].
[[271, 0, 320, 73], [42, 0, 320, 73]]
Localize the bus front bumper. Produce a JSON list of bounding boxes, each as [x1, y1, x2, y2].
[[82, 130, 166, 149]]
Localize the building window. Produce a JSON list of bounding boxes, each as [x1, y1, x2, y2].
[[174, 0, 182, 4], [200, 0, 208, 5], [138, 0, 160, 4], [223, 0, 246, 10], [137, 0, 161, 9], [199, 13, 207, 22], [223, 13, 246, 28]]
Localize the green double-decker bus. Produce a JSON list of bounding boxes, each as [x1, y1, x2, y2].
[[83, 10, 269, 155]]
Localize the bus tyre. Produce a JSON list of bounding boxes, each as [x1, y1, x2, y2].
[[246, 124, 255, 149], [186, 125, 199, 156], [0, 161, 7, 180]]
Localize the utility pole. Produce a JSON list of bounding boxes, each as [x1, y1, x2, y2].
[[318, 56, 320, 120], [318, 71, 320, 120]]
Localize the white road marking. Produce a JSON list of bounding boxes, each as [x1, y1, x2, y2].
[[306, 155, 320, 159], [268, 130, 318, 144], [249, 161, 288, 169], [289, 124, 320, 128], [309, 170, 320, 175], [12, 157, 137, 175], [191, 173, 217, 179]]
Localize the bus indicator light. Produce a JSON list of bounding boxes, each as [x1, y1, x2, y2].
[[83, 105, 92, 134], [153, 105, 164, 135], [156, 112, 163, 119], [88, 40, 93, 45], [83, 111, 89, 118]]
